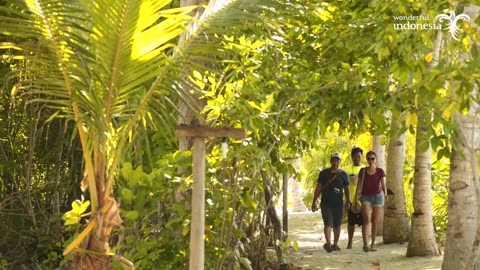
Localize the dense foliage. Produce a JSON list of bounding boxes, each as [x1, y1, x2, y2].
[[0, 0, 479, 268]]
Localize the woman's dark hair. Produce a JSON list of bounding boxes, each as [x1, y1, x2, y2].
[[366, 151, 377, 158], [351, 147, 363, 156]]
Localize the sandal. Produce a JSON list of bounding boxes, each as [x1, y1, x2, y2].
[[370, 247, 377, 252], [363, 246, 370, 252], [332, 245, 341, 251], [323, 243, 332, 253]]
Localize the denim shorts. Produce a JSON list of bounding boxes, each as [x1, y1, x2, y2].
[[361, 192, 384, 207]]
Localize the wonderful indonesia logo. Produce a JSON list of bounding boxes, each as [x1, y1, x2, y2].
[[393, 10, 470, 40]]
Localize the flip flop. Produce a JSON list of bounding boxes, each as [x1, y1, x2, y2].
[[370, 247, 377, 252], [332, 245, 341, 251], [323, 243, 332, 253], [363, 246, 370, 252]]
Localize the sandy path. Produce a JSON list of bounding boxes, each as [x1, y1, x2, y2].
[[285, 212, 443, 270]]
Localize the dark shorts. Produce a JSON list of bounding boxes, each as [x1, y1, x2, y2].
[[320, 205, 343, 228], [347, 206, 363, 226]]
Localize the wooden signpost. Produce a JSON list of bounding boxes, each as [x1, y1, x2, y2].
[[175, 124, 246, 270]]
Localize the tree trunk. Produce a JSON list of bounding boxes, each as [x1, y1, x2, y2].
[[291, 158, 307, 212], [383, 116, 410, 243], [74, 197, 123, 269], [372, 135, 386, 170], [442, 140, 478, 269], [372, 135, 385, 236], [406, 109, 441, 257], [290, 178, 307, 212], [442, 5, 480, 268], [261, 170, 284, 264], [406, 28, 442, 257], [176, 0, 207, 205], [72, 147, 124, 269]]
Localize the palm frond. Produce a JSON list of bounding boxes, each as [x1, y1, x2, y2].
[[2, 0, 295, 198], [2, 0, 292, 138], [136, 0, 286, 126]]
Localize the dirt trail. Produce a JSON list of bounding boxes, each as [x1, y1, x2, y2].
[[285, 211, 443, 270]]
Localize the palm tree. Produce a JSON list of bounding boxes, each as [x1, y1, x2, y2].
[[442, 5, 480, 269], [442, 112, 480, 269], [406, 31, 442, 257], [406, 108, 441, 257], [0, 0, 281, 268], [383, 115, 410, 243]]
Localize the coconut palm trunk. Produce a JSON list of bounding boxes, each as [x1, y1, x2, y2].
[[406, 109, 441, 257], [442, 113, 480, 269], [442, 5, 480, 269], [406, 29, 442, 257], [383, 116, 409, 243]]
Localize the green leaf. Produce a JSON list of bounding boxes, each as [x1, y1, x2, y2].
[[124, 210, 139, 221], [193, 70, 203, 80], [121, 162, 134, 180], [472, 45, 479, 60], [121, 188, 135, 202], [182, 220, 190, 236], [418, 141, 430, 153], [247, 101, 262, 111], [79, 200, 90, 214], [239, 257, 253, 270], [63, 215, 80, 226], [71, 199, 90, 215], [437, 148, 450, 160], [62, 199, 91, 226]]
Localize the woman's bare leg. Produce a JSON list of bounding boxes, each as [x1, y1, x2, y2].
[[361, 204, 372, 249], [371, 206, 381, 250]]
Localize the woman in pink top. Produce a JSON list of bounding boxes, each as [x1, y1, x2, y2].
[[353, 151, 387, 252]]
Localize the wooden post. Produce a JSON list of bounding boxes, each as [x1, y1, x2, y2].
[[190, 137, 205, 269], [175, 124, 245, 270]]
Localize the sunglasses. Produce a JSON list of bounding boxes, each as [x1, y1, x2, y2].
[[367, 157, 376, 161]]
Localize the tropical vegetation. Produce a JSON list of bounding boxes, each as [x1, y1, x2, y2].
[[0, 0, 479, 269]]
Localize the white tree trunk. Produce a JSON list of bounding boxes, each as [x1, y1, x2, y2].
[[290, 157, 307, 212], [372, 135, 386, 236], [406, 28, 442, 257], [290, 178, 307, 212], [442, 5, 480, 268], [442, 125, 478, 269], [383, 116, 410, 243], [372, 135, 386, 170], [406, 109, 441, 257]]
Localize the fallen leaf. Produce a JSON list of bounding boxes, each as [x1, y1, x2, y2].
[[372, 261, 380, 266]]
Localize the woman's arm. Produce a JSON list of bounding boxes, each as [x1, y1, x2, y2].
[[381, 175, 387, 199]]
